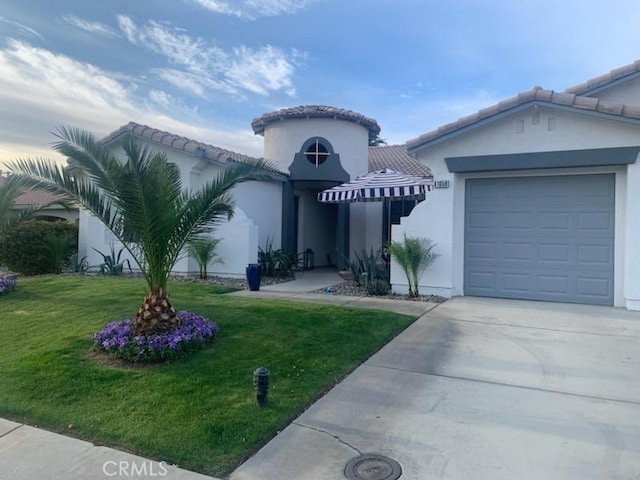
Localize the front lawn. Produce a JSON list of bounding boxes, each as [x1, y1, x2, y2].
[[0, 276, 415, 477]]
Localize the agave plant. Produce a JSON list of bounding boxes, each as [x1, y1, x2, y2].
[[9, 126, 273, 335]]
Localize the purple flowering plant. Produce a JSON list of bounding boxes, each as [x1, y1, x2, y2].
[[93, 311, 220, 363], [0, 275, 17, 295]]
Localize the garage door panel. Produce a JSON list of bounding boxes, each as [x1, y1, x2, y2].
[[501, 272, 534, 294], [539, 212, 571, 231], [465, 174, 614, 305], [538, 243, 570, 263], [467, 271, 496, 292], [578, 212, 613, 231], [577, 244, 611, 265], [576, 276, 611, 299], [467, 241, 497, 260]]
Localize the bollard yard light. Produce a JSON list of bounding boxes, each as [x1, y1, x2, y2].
[[253, 367, 270, 406]]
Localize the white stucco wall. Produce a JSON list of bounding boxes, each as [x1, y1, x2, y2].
[[396, 105, 640, 309], [587, 76, 640, 106], [77, 138, 275, 277], [262, 118, 370, 178]]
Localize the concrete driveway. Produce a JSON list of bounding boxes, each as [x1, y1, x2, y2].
[[231, 296, 640, 480]]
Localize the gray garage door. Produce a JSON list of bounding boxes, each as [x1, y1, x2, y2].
[[464, 174, 615, 305]]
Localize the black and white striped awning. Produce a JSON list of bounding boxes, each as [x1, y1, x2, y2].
[[318, 169, 434, 203]]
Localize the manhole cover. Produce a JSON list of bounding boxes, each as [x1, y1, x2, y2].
[[344, 454, 402, 480]]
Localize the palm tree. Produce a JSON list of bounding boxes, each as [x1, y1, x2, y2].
[[186, 237, 222, 279], [387, 234, 438, 298], [9, 126, 274, 335]]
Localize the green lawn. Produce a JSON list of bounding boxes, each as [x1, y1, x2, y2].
[[0, 276, 415, 477]]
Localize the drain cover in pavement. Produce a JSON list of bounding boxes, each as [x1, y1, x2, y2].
[[344, 454, 402, 480]]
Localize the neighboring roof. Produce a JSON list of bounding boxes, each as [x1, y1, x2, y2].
[[406, 86, 640, 153], [368, 145, 432, 177], [0, 176, 62, 206], [103, 122, 288, 175], [565, 60, 640, 95], [251, 105, 381, 138]]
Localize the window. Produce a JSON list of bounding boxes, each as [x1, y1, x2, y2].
[[304, 139, 330, 167]]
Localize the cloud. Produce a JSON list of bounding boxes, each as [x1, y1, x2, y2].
[[0, 17, 42, 40], [0, 39, 264, 166], [192, 0, 316, 20], [117, 16, 302, 98], [62, 15, 118, 37]]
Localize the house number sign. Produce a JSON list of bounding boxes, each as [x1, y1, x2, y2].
[[434, 180, 450, 189]]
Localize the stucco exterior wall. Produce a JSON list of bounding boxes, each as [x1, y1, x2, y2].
[[587, 76, 640, 105], [396, 106, 640, 309], [78, 138, 275, 277], [262, 118, 370, 178]]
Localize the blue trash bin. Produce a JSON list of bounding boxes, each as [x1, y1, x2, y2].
[[246, 263, 262, 291]]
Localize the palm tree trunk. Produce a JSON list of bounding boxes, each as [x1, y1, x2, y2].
[[133, 288, 179, 335]]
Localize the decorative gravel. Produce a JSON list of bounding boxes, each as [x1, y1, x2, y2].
[[315, 281, 448, 303]]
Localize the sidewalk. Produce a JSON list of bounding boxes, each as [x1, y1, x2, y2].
[[0, 419, 219, 480]]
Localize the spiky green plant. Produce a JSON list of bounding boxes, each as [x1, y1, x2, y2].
[[186, 237, 222, 279], [387, 234, 438, 298], [9, 126, 274, 335]]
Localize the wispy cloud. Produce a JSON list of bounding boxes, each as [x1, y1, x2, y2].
[[62, 15, 118, 37], [0, 17, 42, 40], [117, 16, 303, 98], [192, 0, 316, 20], [0, 39, 263, 165]]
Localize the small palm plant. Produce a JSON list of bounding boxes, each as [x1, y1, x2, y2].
[[387, 234, 438, 298], [186, 237, 222, 279], [9, 126, 273, 335]]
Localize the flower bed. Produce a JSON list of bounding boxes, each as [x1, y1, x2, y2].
[[93, 311, 220, 363], [0, 275, 17, 294]]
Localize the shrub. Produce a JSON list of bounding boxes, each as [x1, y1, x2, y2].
[[93, 311, 220, 363], [0, 220, 78, 275], [258, 238, 299, 277], [0, 275, 17, 294], [387, 235, 438, 298]]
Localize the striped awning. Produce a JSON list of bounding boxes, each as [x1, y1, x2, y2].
[[317, 169, 434, 203]]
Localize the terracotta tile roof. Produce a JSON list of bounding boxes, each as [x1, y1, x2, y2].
[[105, 122, 431, 180], [251, 105, 381, 138], [0, 176, 64, 206], [368, 145, 432, 177], [565, 60, 640, 95], [102, 122, 288, 175], [406, 86, 640, 152]]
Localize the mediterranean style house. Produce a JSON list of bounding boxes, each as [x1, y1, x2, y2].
[[80, 60, 640, 310]]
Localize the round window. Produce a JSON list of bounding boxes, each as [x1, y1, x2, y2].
[[305, 139, 330, 167]]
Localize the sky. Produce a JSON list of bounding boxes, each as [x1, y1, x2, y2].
[[2, 0, 640, 167]]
